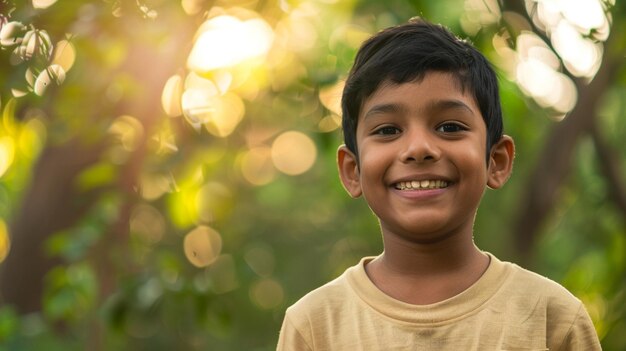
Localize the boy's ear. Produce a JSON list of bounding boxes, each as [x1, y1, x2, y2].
[[487, 135, 515, 189], [337, 145, 362, 198]]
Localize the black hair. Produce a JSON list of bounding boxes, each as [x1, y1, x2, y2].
[[341, 17, 503, 161]]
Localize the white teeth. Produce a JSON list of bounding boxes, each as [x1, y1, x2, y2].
[[395, 180, 449, 190]]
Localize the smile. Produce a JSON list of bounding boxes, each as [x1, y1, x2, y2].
[[394, 180, 449, 190]]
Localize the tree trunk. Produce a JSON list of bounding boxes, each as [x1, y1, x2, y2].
[[512, 54, 620, 260], [0, 140, 103, 313], [0, 11, 196, 316]]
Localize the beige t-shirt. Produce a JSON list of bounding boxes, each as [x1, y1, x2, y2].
[[277, 253, 601, 350]]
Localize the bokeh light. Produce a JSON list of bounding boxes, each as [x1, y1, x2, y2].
[[244, 244, 275, 277], [0, 136, 15, 178], [211, 70, 233, 94], [183, 225, 222, 268], [0, 219, 10, 263], [181, 0, 203, 15], [318, 80, 343, 116], [461, 0, 501, 35], [151, 126, 179, 155], [528, 0, 609, 78], [140, 172, 172, 200], [168, 173, 202, 228], [516, 57, 577, 115], [180, 72, 244, 136], [25, 68, 35, 90], [249, 278, 284, 309], [274, 3, 318, 53], [130, 204, 166, 245], [0, 21, 26, 46], [493, 30, 576, 116], [161, 74, 183, 117], [317, 114, 342, 133], [534, 0, 607, 34], [15, 29, 52, 64], [240, 146, 276, 186], [551, 19, 603, 77], [20, 117, 47, 158], [108, 115, 144, 152], [481, 0, 612, 118], [517, 33, 560, 70], [32, 0, 58, 9], [181, 72, 220, 126], [34, 65, 65, 96], [271, 131, 317, 176], [203, 92, 245, 137], [187, 14, 274, 72], [51, 39, 75, 72], [318, 80, 344, 132]]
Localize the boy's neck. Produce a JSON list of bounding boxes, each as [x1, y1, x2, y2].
[[364, 229, 489, 305]]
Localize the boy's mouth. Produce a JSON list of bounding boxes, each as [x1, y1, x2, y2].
[[394, 180, 449, 190]]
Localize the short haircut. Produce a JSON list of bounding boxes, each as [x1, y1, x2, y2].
[[341, 17, 503, 161]]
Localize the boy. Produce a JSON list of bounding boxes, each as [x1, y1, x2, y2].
[[277, 18, 601, 350]]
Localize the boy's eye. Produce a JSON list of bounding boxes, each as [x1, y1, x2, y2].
[[374, 126, 401, 135], [436, 123, 467, 133]]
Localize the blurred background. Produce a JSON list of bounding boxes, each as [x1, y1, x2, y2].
[[0, 0, 624, 350]]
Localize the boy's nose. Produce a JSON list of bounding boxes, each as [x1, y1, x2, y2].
[[399, 131, 441, 164]]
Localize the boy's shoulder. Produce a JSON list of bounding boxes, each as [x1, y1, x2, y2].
[[501, 257, 582, 305], [492, 257, 600, 349], [286, 258, 364, 317]]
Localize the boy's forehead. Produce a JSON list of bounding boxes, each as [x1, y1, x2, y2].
[[359, 72, 477, 117]]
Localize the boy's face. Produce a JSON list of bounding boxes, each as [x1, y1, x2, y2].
[[338, 72, 513, 244]]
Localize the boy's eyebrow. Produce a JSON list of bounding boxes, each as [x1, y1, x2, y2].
[[362, 103, 406, 120], [363, 99, 475, 121], [425, 99, 476, 115]]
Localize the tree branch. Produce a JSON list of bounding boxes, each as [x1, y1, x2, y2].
[[590, 122, 626, 218], [512, 54, 621, 261]]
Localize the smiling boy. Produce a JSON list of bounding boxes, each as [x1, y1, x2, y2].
[[277, 18, 601, 350]]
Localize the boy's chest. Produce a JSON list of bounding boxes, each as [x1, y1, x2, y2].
[[313, 302, 551, 350]]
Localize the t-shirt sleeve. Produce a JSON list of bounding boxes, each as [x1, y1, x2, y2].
[[557, 304, 602, 351], [277, 313, 313, 351]]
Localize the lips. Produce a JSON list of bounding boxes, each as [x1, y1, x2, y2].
[[394, 180, 449, 190]]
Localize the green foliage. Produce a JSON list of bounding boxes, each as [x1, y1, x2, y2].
[[43, 263, 98, 321], [0, 306, 18, 343]]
